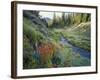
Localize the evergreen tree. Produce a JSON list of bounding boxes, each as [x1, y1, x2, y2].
[[52, 12, 56, 26], [62, 12, 66, 26]]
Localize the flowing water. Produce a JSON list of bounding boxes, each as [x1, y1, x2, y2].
[[60, 36, 91, 59]]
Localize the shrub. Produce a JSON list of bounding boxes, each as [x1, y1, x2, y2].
[[38, 42, 56, 67]]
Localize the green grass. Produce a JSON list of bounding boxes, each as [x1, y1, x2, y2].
[[72, 53, 90, 66], [52, 22, 91, 51], [61, 31, 90, 51]]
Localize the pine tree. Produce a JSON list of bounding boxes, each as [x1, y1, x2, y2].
[[52, 12, 56, 27]]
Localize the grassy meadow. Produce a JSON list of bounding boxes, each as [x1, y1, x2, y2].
[[23, 10, 91, 69]]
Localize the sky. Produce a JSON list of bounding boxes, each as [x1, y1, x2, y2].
[[39, 11, 63, 19]]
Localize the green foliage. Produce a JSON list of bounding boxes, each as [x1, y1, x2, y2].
[[69, 13, 91, 25], [23, 35, 34, 69], [23, 18, 46, 44], [62, 46, 73, 67], [50, 31, 61, 42], [72, 53, 90, 66], [48, 12, 91, 29], [81, 13, 91, 22], [61, 22, 91, 51]]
